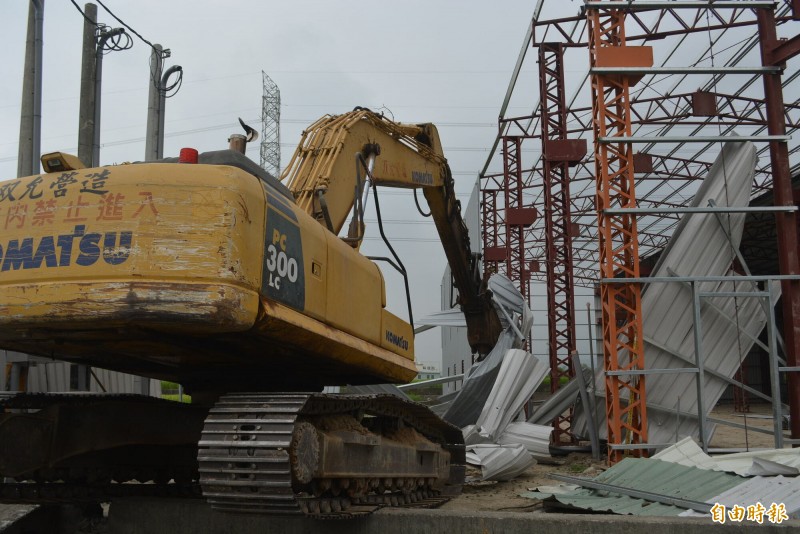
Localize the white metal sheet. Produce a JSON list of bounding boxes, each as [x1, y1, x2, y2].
[[574, 142, 774, 448]]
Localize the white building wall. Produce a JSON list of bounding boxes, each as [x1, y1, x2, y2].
[[1, 350, 162, 396], [440, 178, 481, 394]]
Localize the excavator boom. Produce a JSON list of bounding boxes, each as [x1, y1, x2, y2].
[[282, 109, 503, 354]]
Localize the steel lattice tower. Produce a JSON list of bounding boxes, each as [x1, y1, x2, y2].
[[587, 5, 649, 463], [260, 72, 281, 177]]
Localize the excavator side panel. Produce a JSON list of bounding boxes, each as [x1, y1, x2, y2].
[[0, 164, 265, 332]]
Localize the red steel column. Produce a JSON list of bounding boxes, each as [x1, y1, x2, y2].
[[482, 188, 502, 275], [588, 5, 650, 462], [539, 42, 585, 445], [757, 7, 800, 444], [501, 136, 533, 303]]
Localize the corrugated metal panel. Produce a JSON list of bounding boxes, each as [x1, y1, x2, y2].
[[681, 476, 800, 519], [655, 437, 800, 477], [527, 368, 590, 425], [474, 349, 549, 441], [594, 458, 741, 500], [4, 358, 162, 397], [653, 436, 723, 470], [497, 422, 552, 457], [531, 491, 687, 516], [442, 274, 534, 428], [522, 458, 743, 516], [712, 450, 800, 477], [575, 142, 774, 447], [417, 309, 467, 328]]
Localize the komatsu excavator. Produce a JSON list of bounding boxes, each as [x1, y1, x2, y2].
[[0, 109, 502, 517]]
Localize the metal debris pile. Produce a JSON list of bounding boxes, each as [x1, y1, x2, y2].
[[523, 437, 800, 520], [421, 275, 552, 481]]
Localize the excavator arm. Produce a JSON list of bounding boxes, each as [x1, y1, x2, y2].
[[281, 109, 503, 356]]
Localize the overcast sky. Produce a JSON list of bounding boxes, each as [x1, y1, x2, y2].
[[1, 1, 587, 367]]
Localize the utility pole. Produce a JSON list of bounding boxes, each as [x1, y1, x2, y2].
[[144, 44, 164, 161], [92, 26, 125, 167], [145, 45, 181, 161], [75, 2, 101, 393], [77, 2, 97, 167], [17, 0, 44, 178]]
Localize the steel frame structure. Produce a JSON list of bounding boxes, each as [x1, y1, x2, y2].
[[538, 42, 578, 444], [485, 1, 800, 277], [479, 1, 799, 461], [481, 188, 502, 275]]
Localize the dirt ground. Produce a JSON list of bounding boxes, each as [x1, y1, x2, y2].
[[439, 456, 598, 514], [440, 402, 788, 514], [708, 402, 785, 449]]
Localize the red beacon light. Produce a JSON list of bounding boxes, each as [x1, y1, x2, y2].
[[179, 147, 199, 164]]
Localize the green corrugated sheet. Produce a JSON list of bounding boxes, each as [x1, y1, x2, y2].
[[521, 458, 744, 516]]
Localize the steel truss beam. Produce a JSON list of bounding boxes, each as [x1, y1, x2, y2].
[[533, 8, 793, 47], [500, 93, 800, 140]]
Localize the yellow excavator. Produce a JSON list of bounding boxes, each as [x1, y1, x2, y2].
[[0, 109, 502, 517]]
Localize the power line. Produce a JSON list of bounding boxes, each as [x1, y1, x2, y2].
[[94, 0, 157, 52], [69, 0, 97, 26]]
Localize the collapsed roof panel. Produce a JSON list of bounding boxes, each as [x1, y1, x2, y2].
[[573, 141, 778, 448]]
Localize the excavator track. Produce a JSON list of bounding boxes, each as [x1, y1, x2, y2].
[[198, 393, 465, 519]]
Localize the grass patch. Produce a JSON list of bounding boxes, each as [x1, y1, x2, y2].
[[162, 393, 192, 403]]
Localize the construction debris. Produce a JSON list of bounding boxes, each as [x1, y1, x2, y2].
[[436, 275, 535, 429], [472, 349, 549, 442], [524, 438, 800, 519], [653, 437, 800, 477], [465, 444, 533, 482], [497, 422, 553, 460], [461, 347, 549, 480], [418, 273, 535, 427], [527, 367, 595, 429], [418, 274, 553, 481]]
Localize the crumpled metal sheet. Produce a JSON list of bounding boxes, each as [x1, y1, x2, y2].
[[465, 444, 535, 481], [462, 424, 494, 446], [523, 458, 742, 516], [654, 436, 800, 477], [473, 349, 549, 442], [497, 422, 552, 458], [415, 308, 468, 328], [440, 274, 534, 428]]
